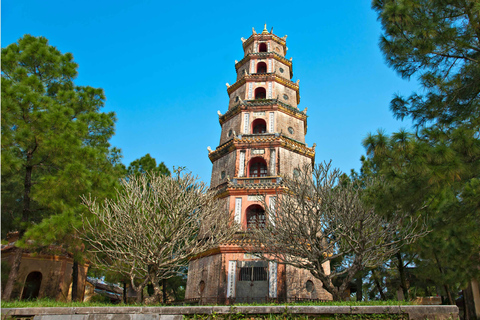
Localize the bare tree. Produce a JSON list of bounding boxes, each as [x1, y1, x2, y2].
[[80, 171, 236, 304], [248, 162, 427, 301]]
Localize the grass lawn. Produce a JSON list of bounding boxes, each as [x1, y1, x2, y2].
[[1, 299, 412, 309]]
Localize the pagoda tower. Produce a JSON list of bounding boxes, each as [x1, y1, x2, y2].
[[185, 25, 332, 303]]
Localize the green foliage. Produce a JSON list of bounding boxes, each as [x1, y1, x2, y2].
[[1, 299, 412, 309], [1, 298, 120, 308], [185, 308, 409, 320], [366, 0, 480, 302], [1, 35, 124, 257], [127, 153, 170, 177], [372, 0, 480, 129]]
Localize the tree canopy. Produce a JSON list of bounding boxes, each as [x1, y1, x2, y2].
[[365, 0, 480, 304], [1, 35, 124, 300], [80, 171, 236, 303], [248, 162, 427, 301], [127, 153, 170, 177]]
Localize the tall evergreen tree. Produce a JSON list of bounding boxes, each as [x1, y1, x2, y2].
[[364, 0, 480, 303], [127, 153, 170, 177], [1, 35, 122, 300]]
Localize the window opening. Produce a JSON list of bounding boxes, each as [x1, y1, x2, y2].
[[259, 43, 267, 52], [254, 87, 266, 99], [239, 266, 267, 281], [246, 204, 266, 230], [249, 157, 267, 177], [256, 62, 267, 73], [306, 280, 314, 292], [252, 119, 266, 134]]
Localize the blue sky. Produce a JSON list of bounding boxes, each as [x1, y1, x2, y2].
[[2, 0, 419, 184]]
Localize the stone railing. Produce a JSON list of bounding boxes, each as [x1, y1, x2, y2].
[[1, 305, 460, 320]]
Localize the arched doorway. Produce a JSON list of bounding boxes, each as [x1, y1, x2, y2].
[[252, 119, 266, 134], [256, 62, 267, 73], [258, 43, 267, 52], [249, 157, 267, 177], [246, 204, 266, 230], [254, 87, 266, 99], [21, 271, 42, 300]]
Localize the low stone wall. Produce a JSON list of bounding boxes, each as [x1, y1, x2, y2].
[[1, 305, 459, 320]]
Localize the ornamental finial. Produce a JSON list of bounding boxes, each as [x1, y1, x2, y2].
[[262, 24, 269, 34], [252, 27, 256, 34]]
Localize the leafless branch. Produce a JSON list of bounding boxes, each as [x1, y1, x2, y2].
[[248, 162, 428, 301], [78, 171, 237, 303]]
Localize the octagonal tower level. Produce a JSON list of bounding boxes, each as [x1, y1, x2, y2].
[[185, 26, 332, 304]]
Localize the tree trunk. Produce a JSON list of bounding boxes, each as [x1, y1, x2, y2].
[[22, 164, 33, 222], [162, 279, 167, 304], [433, 252, 454, 304], [136, 285, 143, 304], [396, 252, 409, 301], [319, 276, 343, 301], [71, 260, 79, 301], [356, 273, 363, 301], [130, 277, 145, 304], [371, 269, 387, 301], [144, 283, 161, 304], [444, 284, 454, 305], [2, 247, 23, 301], [123, 282, 127, 304], [4, 163, 35, 301]]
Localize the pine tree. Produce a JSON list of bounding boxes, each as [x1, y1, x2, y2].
[[365, 0, 480, 304], [127, 153, 170, 177], [1, 35, 122, 300]]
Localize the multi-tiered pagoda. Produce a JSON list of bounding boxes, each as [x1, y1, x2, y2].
[[185, 25, 332, 303]]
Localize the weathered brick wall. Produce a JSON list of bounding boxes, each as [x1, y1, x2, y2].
[[219, 114, 241, 145], [276, 112, 305, 142], [236, 65, 248, 81], [1, 252, 88, 301], [273, 60, 291, 78], [273, 83, 297, 108], [278, 148, 312, 177], [185, 254, 224, 300], [210, 151, 236, 188], [228, 86, 246, 109], [285, 265, 332, 301], [271, 41, 286, 56]]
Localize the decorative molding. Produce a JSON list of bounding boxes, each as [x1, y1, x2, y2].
[[269, 112, 275, 133], [234, 198, 242, 224], [208, 134, 315, 162], [238, 151, 246, 177], [247, 195, 263, 201], [227, 74, 300, 104], [269, 196, 276, 226], [227, 260, 236, 298], [235, 52, 292, 71], [243, 113, 250, 134], [242, 33, 287, 54], [269, 261, 278, 298]]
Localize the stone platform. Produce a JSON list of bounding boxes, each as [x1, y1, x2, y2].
[[2, 305, 459, 320]]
